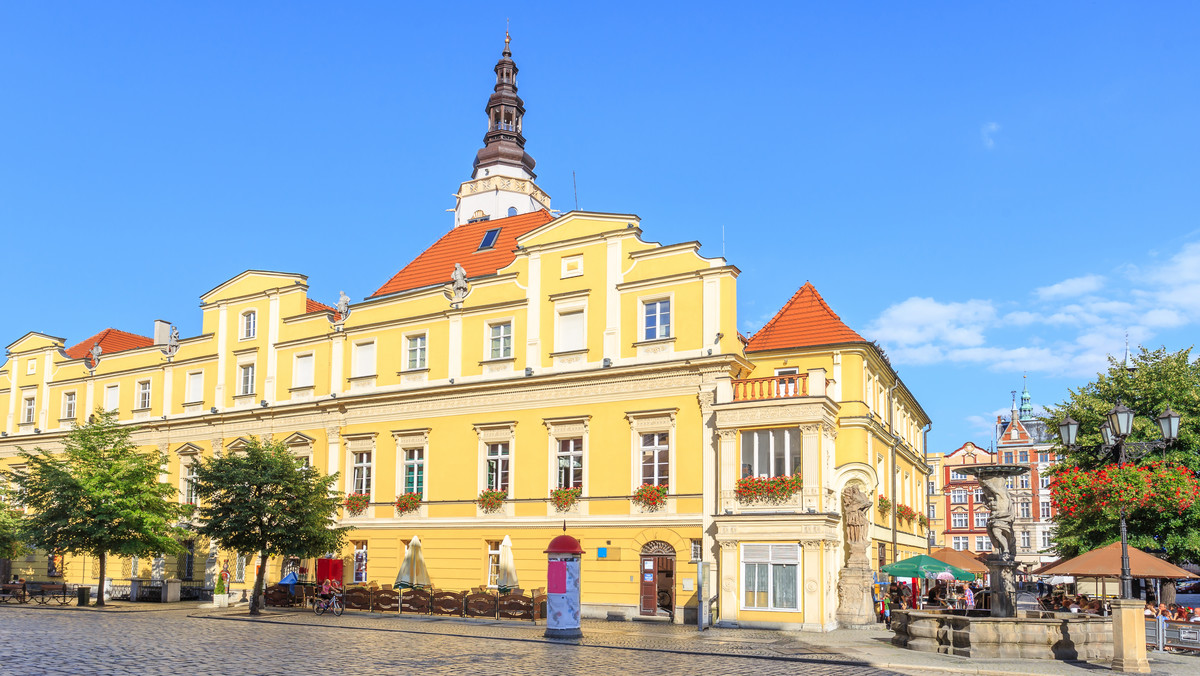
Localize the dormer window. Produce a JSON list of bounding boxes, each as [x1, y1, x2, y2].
[[478, 228, 501, 250], [241, 310, 257, 339]]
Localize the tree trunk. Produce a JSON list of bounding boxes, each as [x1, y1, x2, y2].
[[95, 551, 106, 607], [1162, 579, 1176, 606], [249, 550, 269, 616]]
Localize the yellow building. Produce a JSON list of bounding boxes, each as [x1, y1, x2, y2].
[[0, 36, 931, 630]]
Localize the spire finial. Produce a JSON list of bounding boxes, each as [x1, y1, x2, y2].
[[503, 19, 511, 56]]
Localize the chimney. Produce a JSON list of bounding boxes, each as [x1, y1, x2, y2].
[[154, 320, 171, 345]]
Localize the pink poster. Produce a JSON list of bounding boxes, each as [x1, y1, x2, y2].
[[548, 560, 567, 593]]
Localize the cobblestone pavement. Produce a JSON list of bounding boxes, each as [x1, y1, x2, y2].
[[0, 606, 904, 676]]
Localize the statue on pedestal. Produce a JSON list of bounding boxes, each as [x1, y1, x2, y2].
[[978, 475, 1017, 560], [837, 483, 877, 627]]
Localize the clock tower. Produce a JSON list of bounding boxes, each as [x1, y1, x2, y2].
[[453, 32, 552, 226]]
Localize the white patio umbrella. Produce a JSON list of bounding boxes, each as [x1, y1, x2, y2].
[[497, 535, 518, 592], [396, 535, 432, 589]]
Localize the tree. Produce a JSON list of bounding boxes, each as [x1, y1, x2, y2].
[[3, 410, 184, 606], [189, 436, 349, 615], [0, 490, 30, 563], [1044, 346, 1200, 602]]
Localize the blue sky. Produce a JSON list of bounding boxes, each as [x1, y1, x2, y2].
[[3, 2, 1199, 453]]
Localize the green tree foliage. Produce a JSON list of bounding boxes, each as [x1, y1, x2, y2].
[[0, 490, 30, 562], [1043, 347, 1200, 597], [3, 410, 184, 605], [189, 436, 349, 615]]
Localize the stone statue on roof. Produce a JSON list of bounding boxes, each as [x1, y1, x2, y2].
[[336, 291, 351, 319], [88, 342, 102, 369], [451, 264, 469, 302]]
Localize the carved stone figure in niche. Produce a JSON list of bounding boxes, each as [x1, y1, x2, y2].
[[451, 263, 469, 302], [842, 485, 872, 547], [88, 342, 103, 369], [978, 475, 1017, 560]]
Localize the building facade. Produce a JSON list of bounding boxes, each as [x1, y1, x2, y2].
[[0, 36, 931, 630]]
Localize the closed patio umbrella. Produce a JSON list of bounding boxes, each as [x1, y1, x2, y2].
[[396, 535, 432, 589], [882, 554, 973, 581], [497, 535, 518, 592]]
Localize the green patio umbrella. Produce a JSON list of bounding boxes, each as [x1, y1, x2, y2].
[[881, 554, 974, 581]]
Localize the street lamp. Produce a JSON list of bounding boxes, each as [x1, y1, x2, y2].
[[1056, 403, 1181, 599]]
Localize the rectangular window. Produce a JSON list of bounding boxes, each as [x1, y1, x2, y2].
[[1020, 501, 1031, 518], [353, 542, 368, 583], [486, 540, 502, 587], [104, 385, 120, 412], [239, 364, 255, 395], [26, 359, 36, 375], [137, 380, 152, 410], [741, 544, 799, 610], [242, 311, 257, 339], [950, 470, 967, 481], [489, 322, 512, 359], [556, 438, 583, 489], [1040, 501, 1051, 519], [406, 335, 427, 370], [293, 354, 314, 388], [478, 228, 501, 250], [974, 511, 988, 529], [235, 555, 246, 583], [1018, 450, 1029, 463], [1040, 475, 1051, 489], [1021, 531, 1031, 549], [643, 299, 671, 340], [22, 397, 35, 424], [951, 512, 967, 529], [186, 372, 204, 402], [974, 488, 984, 502], [975, 536, 992, 552], [952, 536, 968, 551], [739, 429, 800, 479], [927, 503, 936, 518], [183, 541, 195, 580], [61, 392, 76, 420], [1018, 474, 1030, 489], [403, 448, 424, 496], [184, 463, 198, 505], [1003, 451, 1014, 464], [1042, 531, 1052, 549], [351, 341, 376, 378], [1039, 452, 1049, 464], [951, 489, 966, 504], [927, 480, 935, 496], [640, 432, 669, 486], [557, 311, 585, 352], [352, 452, 372, 495], [486, 442, 510, 493]]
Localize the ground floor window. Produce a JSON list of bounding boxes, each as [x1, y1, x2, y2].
[[952, 536, 968, 551], [486, 540, 502, 588], [353, 542, 368, 583], [182, 541, 195, 580], [235, 555, 246, 583], [741, 544, 799, 611]]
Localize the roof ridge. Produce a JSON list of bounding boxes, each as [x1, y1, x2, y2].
[[745, 282, 865, 352]]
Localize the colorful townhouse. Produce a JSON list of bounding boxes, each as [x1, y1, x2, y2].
[[0, 35, 931, 630]]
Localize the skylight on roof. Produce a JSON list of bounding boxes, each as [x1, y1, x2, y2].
[[478, 228, 501, 251]]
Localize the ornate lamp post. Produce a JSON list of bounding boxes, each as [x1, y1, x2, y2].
[[1056, 405, 1181, 599]]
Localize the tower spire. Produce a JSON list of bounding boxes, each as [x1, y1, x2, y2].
[[1019, 374, 1033, 421]]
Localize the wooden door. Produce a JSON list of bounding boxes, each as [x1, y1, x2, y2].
[[639, 556, 657, 614]]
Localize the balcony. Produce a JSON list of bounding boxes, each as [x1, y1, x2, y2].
[[731, 374, 808, 401]]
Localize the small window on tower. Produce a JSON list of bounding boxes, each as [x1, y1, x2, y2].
[[478, 228, 501, 250], [507, 207, 518, 217]]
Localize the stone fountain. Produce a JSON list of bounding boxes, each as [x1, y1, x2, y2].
[[957, 463, 1027, 618]]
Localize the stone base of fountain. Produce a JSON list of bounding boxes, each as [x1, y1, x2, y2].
[[890, 609, 1113, 660]]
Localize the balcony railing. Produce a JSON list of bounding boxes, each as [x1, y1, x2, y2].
[[731, 374, 808, 402]]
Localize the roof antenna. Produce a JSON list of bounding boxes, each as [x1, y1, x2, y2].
[[572, 171, 579, 211], [722, 225, 726, 259]]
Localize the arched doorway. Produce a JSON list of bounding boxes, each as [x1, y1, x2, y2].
[[639, 541, 676, 616]]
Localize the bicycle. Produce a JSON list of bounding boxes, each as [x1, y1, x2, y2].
[[313, 592, 344, 616]]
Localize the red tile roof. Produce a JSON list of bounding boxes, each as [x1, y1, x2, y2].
[[369, 210, 554, 298], [64, 328, 154, 360], [745, 282, 866, 352], [305, 298, 342, 321]]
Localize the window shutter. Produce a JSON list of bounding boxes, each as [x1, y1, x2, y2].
[[559, 311, 584, 351], [743, 544, 770, 562], [770, 544, 799, 563], [353, 342, 375, 377], [294, 354, 314, 388], [187, 373, 203, 402]]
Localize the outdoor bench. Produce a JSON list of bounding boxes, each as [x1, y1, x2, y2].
[[29, 583, 73, 605], [0, 583, 28, 604]]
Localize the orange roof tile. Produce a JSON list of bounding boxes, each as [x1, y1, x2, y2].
[[369, 210, 554, 298], [745, 282, 866, 352], [64, 328, 154, 360]]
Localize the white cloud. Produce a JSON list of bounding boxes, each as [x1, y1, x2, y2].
[[867, 297, 994, 347], [981, 122, 1000, 149], [1034, 274, 1104, 300]]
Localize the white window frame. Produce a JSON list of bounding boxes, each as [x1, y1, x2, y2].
[[486, 540, 502, 588], [486, 442, 510, 493], [641, 296, 672, 341], [973, 511, 988, 529], [61, 391, 76, 420], [1020, 501, 1031, 518], [555, 437, 584, 490], [104, 384, 120, 412], [1041, 530, 1053, 549], [136, 380, 152, 411], [639, 432, 670, 487], [740, 543, 800, 612], [352, 541, 368, 583], [241, 310, 257, 340], [186, 371, 204, 403], [1018, 474, 1030, 489], [951, 512, 968, 529], [352, 451, 372, 495], [950, 470, 967, 481], [402, 447, 425, 497], [560, 254, 583, 279], [1040, 501, 1052, 519], [1021, 531, 1031, 549], [487, 321, 513, 360], [235, 554, 246, 582], [239, 363, 255, 396], [22, 396, 35, 424], [927, 503, 936, 519], [739, 428, 800, 479], [952, 536, 968, 551], [292, 352, 315, 389], [351, 340, 376, 378], [975, 536, 992, 552], [182, 461, 198, 505], [951, 489, 966, 504], [555, 308, 586, 354], [405, 333, 427, 371], [1040, 475, 1051, 489]]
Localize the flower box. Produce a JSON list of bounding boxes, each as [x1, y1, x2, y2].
[[550, 487, 582, 512], [877, 494, 892, 514], [632, 483, 668, 511], [394, 492, 422, 515], [344, 492, 370, 516], [735, 473, 802, 504], [477, 489, 507, 513]]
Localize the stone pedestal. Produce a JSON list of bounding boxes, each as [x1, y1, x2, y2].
[[984, 556, 1018, 618], [1110, 599, 1151, 673], [836, 562, 876, 628]]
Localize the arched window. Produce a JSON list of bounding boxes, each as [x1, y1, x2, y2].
[[507, 207, 518, 217]]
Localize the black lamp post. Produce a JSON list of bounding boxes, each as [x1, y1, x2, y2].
[[1057, 405, 1181, 599]]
